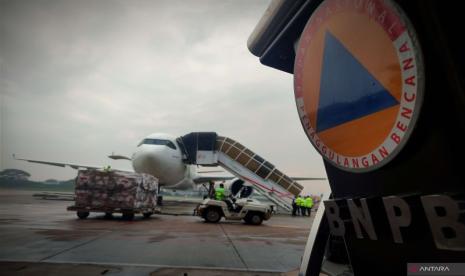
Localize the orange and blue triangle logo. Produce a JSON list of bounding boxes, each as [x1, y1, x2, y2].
[[316, 31, 399, 132]]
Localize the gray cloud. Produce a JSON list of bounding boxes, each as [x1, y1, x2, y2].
[[0, 0, 329, 194]]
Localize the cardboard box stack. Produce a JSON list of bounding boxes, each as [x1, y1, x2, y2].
[[74, 170, 158, 210]]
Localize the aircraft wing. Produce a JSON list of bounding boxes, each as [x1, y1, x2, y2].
[[13, 154, 132, 172], [193, 176, 235, 184]]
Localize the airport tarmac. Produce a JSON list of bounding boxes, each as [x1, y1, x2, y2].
[[0, 189, 314, 275]]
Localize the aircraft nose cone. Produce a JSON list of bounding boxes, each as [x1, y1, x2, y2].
[[132, 146, 167, 175]]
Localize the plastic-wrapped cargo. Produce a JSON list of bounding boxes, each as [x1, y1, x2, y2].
[[70, 170, 158, 216]]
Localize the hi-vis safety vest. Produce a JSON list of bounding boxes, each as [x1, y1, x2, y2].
[[215, 187, 225, 200], [296, 197, 304, 206], [305, 197, 314, 208]]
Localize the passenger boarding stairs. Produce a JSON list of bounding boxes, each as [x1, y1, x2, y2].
[[177, 132, 304, 212]]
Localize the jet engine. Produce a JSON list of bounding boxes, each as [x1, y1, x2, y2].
[[229, 178, 253, 198]]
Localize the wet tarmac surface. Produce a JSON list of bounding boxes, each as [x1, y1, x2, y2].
[[0, 189, 313, 275]]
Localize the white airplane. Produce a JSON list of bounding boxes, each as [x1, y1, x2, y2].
[[14, 133, 234, 191]]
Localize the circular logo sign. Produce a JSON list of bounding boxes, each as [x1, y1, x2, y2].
[[294, 0, 424, 172]]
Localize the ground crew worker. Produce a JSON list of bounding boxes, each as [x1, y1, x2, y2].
[[296, 195, 305, 216], [103, 165, 111, 172], [215, 183, 226, 201], [208, 181, 215, 199], [295, 195, 301, 216], [292, 196, 298, 216], [215, 183, 236, 210], [305, 196, 314, 216]]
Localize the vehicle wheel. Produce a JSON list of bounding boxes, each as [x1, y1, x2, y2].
[[104, 212, 113, 219], [122, 212, 134, 220], [77, 211, 89, 219], [143, 212, 153, 219], [245, 212, 263, 225], [204, 208, 221, 223]]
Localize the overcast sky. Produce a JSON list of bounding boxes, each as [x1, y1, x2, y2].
[[0, 0, 329, 194]]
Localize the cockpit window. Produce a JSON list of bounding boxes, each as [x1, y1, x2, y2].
[[166, 141, 176, 150], [137, 139, 177, 150]]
